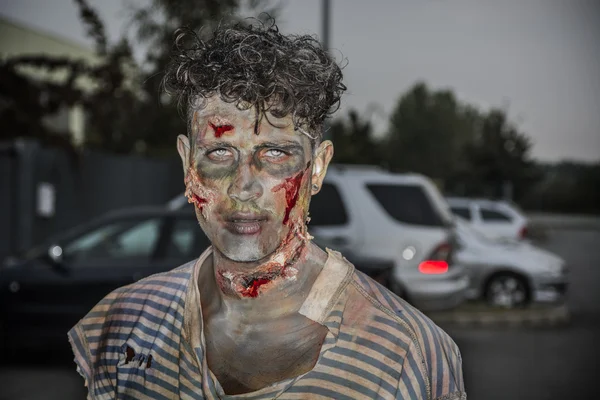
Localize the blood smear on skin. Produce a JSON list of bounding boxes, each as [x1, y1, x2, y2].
[[209, 123, 234, 138], [272, 172, 304, 225], [192, 194, 208, 208], [418, 260, 449, 274], [242, 277, 272, 298]]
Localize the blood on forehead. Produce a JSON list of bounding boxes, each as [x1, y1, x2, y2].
[[191, 112, 236, 140], [209, 122, 234, 138]]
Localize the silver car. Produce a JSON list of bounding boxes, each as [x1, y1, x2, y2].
[[453, 217, 568, 308]]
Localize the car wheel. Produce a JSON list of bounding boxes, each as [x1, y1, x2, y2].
[[484, 273, 530, 308]]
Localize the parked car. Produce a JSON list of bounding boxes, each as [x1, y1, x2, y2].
[[311, 235, 396, 289], [453, 217, 568, 308], [446, 197, 529, 241], [0, 205, 395, 350], [169, 164, 469, 311]]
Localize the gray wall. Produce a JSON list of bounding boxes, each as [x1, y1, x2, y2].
[[0, 139, 184, 259]]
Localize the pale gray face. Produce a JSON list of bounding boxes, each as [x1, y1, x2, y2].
[[178, 98, 329, 263]]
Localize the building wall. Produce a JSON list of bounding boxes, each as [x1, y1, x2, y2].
[[0, 16, 101, 145]]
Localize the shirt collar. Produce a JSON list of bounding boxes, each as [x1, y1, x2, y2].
[[189, 246, 354, 335], [297, 247, 354, 336]]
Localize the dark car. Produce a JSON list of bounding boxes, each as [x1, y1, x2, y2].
[[1, 206, 210, 350], [0, 206, 394, 353]]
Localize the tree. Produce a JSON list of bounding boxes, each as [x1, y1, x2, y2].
[[463, 108, 540, 200], [0, 0, 276, 155], [383, 82, 475, 181], [382, 82, 539, 200], [121, 0, 278, 156], [328, 109, 381, 165], [0, 0, 138, 155]]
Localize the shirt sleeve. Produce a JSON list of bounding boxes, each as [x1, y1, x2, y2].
[[428, 328, 466, 400], [67, 288, 122, 399], [67, 323, 95, 399], [396, 330, 467, 399]]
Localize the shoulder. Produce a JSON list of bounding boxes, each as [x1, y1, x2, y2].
[[67, 259, 197, 394], [343, 268, 466, 399], [80, 258, 195, 327]]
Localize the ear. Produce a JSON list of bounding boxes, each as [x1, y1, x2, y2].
[[177, 134, 191, 175], [311, 140, 334, 195]]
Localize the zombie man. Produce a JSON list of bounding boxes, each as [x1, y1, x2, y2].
[[69, 20, 466, 400]]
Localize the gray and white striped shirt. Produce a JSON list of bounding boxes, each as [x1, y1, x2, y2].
[[69, 247, 466, 399]]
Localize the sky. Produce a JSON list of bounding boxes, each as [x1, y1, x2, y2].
[[1, 0, 599, 162]]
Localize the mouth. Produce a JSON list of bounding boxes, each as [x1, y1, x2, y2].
[[224, 212, 269, 235]]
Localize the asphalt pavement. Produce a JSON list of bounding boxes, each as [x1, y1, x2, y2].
[[0, 229, 598, 400], [444, 229, 600, 400]]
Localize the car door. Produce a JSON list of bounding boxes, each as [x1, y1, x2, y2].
[[474, 204, 515, 240], [308, 181, 356, 254], [8, 215, 167, 338], [155, 214, 212, 270]]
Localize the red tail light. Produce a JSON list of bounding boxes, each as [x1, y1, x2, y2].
[[519, 225, 528, 239], [418, 241, 453, 274], [419, 260, 449, 274]]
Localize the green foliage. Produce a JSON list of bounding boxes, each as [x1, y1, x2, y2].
[[521, 161, 600, 214], [380, 82, 540, 201], [328, 109, 381, 165], [0, 0, 137, 154], [0, 0, 276, 155], [383, 82, 474, 180], [122, 0, 278, 156], [462, 108, 539, 200], [331, 81, 544, 204]]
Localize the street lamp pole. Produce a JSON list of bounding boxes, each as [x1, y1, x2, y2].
[[322, 0, 331, 140], [322, 0, 330, 52]]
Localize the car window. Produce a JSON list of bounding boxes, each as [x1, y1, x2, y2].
[[455, 219, 494, 245], [309, 183, 349, 226], [480, 208, 512, 222], [64, 218, 162, 261], [451, 206, 472, 221], [367, 184, 444, 227], [165, 217, 211, 259]]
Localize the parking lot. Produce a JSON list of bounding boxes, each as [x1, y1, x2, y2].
[[0, 228, 598, 400], [447, 228, 599, 400]]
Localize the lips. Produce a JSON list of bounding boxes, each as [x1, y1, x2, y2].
[[225, 212, 268, 235]]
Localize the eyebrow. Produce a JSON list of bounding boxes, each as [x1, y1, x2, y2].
[[253, 142, 305, 152], [197, 141, 235, 149]]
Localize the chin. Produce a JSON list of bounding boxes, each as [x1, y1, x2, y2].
[[216, 233, 280, 263]]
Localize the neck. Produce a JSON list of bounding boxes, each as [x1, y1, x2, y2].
[[209, 233, 327, 320], [214, 238, 308, 299]]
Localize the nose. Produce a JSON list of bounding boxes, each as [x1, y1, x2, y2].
[[228, 162, 263, 202]]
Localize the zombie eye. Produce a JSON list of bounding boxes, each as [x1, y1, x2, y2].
[[265, 149, 287, 158], [206, 148, 233, 160]]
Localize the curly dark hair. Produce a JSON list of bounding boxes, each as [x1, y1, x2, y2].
[[162, 18, 346, 141]]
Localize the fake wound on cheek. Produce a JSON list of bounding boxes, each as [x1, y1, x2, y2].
[[272, 162, 311, 226], [184, 167, 214, 217]]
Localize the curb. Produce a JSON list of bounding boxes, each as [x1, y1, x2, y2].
[[426, 304, 570, 328]]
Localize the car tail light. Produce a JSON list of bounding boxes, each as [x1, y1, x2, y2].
[[418, 241, 452, 274], [419, 260, 449, 274], [519, 225, 528, 239]]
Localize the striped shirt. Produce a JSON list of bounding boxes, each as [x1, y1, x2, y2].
[[69, 247, 466, 399]]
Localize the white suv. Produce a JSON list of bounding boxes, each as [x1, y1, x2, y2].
[[446, 197, 529, 241], [166, 165, 469, 311], [308, 165, 468, 311]]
